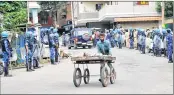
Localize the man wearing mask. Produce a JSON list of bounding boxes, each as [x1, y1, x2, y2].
[[96, 33, 113, 82]]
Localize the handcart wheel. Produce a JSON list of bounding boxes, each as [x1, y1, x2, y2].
[[73, 68, 82, 87], [101, 67, 109, 87], [83, 68, 90, 84], [110, 68, 116, 84]]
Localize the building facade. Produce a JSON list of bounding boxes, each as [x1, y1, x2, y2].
[[72, 1, 162, 30]]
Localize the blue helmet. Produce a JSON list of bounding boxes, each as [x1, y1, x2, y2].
[[1, 31, 8, 38], [25, 31, 33, 38], [53, 29, 57, 33], [129, 28, 133, 32], [140, 29, 145, 32], [162, 29, 167, 34]]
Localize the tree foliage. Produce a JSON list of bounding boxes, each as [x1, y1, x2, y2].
[[156, 2, 173, 18], [38, 1, 67, 26], [0, 1, 27, 31]]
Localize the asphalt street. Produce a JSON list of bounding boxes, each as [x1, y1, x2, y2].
[[0, 47, 173, 94]]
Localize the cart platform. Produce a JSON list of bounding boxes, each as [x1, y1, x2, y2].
[[71, 55, 116, 64]]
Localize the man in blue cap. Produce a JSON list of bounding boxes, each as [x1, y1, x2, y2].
[[1, 31, 13, 77], [166, 29, 173, 63]]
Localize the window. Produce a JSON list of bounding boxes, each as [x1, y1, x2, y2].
[[96, 4, 102, 11]]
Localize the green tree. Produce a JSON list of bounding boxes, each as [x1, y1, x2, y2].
[[156, 2, 173, 18], [38, 1, 67, 27], [0, 1, 27, 32]]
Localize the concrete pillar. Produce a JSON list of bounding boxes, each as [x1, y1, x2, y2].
[[32, 8, 39, 40], [32, 8, 38, 24]]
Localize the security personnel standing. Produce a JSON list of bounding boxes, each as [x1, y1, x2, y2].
[[48, 27, 56, 64], [166, 29, 173, 63], [117, 29, 123, 49], [140, 29, 146, 54], [25, 31, 35, 71], [162, 29, 167, 56], [53, 28, 59, 63], [1, 31, 13, 77], [153, 29, 162, 57], [129, 28, 134, 49], [96, 33, 113, 82]]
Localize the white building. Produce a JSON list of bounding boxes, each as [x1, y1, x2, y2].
[[72, 1, 162, 30]]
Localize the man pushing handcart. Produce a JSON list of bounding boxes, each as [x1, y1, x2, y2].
[[71, 33, 116, 87]]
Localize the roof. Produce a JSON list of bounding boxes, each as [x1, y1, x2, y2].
[[114, 16, 162, 22]]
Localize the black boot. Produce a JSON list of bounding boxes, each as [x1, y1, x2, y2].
[[168, 60, 173, 63]]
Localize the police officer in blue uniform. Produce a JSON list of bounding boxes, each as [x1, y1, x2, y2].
[[1, 31, 13, 77], [48, 27, 56, 64], [32, 33, 41, 69], [129, 28, 134, 49], [153, 29, 162, 57], [53, 28, 59, 63], [162, 29, 167, 56], [117, 29, 123, 49], [140, 29, 146, 54], [25, 31, 35, 71], [166, 29, 173, 63]]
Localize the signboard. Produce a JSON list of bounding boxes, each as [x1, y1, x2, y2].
[[136, 1, 149, 5]]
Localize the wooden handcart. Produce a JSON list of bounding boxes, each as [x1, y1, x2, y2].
[[71, 55, 116, 87]]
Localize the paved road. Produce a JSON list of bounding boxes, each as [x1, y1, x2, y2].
[[1, 47, 173, 94]]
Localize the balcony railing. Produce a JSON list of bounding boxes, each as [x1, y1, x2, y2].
[[98, 4, 160, 21]]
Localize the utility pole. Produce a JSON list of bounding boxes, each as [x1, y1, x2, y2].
[[71, 1, 74, 28], [161, 1, 165, 27], [27, 1, 29, 32]]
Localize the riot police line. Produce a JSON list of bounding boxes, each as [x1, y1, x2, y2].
[[103, 28, 173, 63], [0, 26, 60, 77]]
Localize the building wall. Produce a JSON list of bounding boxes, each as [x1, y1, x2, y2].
[[66, 3, 72, 21], [79, 2, 106, 13], [118, 21, 159, 29]]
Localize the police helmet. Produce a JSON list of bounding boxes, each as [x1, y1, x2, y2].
[[156, 29, 160, 33], [1, 31, 8, 38], [167, 29, 171, 34], [162, 29, 167, 34], [53, 29, 57, 33], [129, 28, 133, 32], [25, 31, 32, 38]]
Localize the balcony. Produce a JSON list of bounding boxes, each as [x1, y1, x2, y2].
[[98, 2, 161, 21]]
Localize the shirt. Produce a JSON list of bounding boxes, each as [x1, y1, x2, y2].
[[96, 40, 111, 55]]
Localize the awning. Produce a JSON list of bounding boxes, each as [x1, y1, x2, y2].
[[114, 16, 162, 22]]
